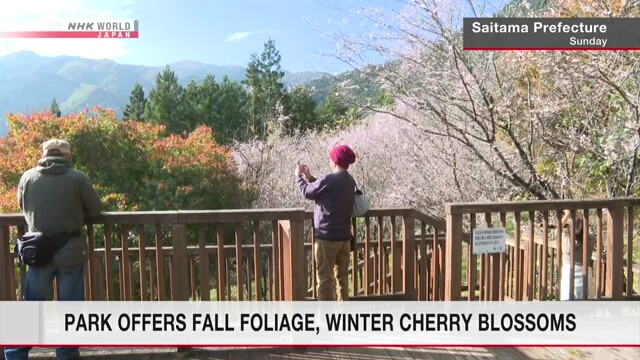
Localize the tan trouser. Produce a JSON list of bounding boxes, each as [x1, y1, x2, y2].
[[314, 239, 350, 301]]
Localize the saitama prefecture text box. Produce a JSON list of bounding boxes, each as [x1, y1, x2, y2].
[[463, 18, 640, 50]]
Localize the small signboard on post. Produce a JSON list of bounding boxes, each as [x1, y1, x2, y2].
[[472, 228, 506, 255]]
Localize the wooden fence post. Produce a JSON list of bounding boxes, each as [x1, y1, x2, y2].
[[402, 215, 416, 300], [0, 226, 12, 360], [171, 223, 191, 354], [606, 207, 624, 299], [445, 210, 463, 301], [0, 227, 11, 302], [171, 224, 190, 301], [172, 224, 189, 312], [489, 253, 501, 301], [280, 219, 307, 301]]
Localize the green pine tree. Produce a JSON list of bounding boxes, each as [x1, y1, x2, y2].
[[50, 98, 61, 117], [315, 94, 349, 129], [181, 79, 202, 131], [144, 66, 187, 135], [198, 75, 248, 144], [123, 82, 147, 121], [216, 76, 248, 143], [286, 85, 318, 134], [242, 39, 286, 139], [198, 74, 221, 132]]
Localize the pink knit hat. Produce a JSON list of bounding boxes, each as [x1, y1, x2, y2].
[[330, 145, 356, 169]]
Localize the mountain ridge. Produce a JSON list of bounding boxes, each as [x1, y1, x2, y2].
[[0, 51, 332, 134]]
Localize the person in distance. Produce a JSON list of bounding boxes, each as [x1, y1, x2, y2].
[[5, 139, 104, 360], [296, 145, 357, 302], [559, 210, 596, 301]]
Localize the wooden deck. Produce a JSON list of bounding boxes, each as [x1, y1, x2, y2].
[[26, 346, 640, 359]]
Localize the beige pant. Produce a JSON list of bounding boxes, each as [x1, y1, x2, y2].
[[314, 239, 350, 301], [560, 264, 595, 300]]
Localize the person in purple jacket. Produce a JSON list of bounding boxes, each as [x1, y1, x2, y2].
[[296, 145, 357, 301]]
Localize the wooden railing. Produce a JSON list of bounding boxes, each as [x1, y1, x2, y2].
[[0, 208, 449, 303], [444, 198, 640, 301], [0, 209, 308, 302], [302, 209, 448, 301], [3, 201, 635, 304]]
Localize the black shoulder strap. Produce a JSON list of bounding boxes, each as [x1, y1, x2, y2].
[[352, 173, 363, 193]]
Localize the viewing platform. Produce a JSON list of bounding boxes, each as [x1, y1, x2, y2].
[[1, 198, 639, 359], [24, 345, 640, 359]]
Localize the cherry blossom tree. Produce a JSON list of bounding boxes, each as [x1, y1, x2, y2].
[[318, 0, 640, 199], [233, 112, 500, 217]]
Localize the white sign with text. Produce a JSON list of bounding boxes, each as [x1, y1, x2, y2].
[[472, 228, 506, 254]]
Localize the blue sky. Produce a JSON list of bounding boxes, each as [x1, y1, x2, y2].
[[0, 0, 385, 73]]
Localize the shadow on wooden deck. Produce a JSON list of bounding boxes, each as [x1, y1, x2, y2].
[[25, 346, 640, 359]]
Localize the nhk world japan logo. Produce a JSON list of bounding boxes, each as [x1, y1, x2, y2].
[[0, 20, 139, 38]]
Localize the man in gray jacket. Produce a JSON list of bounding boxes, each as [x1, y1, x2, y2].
[[5, 139, 104, 360]]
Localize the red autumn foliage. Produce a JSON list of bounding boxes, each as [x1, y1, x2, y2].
[[0, 107, 248, 213]]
